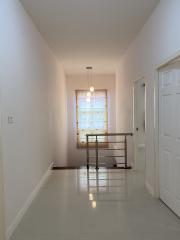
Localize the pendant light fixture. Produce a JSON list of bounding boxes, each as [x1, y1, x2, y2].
[[86, 66, 91, 101], [90, 86, 95, 93], [86, 66, 94, 102], [89, 66, 94, 93], [87, 91, 91, 97]]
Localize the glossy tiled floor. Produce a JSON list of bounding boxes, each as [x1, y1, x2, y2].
[[11, 169, 180, 240]]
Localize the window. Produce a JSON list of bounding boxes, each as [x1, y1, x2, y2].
[[76, 90, 108, 148]]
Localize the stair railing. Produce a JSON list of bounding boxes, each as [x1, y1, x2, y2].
[[86, 133, 133, 170]]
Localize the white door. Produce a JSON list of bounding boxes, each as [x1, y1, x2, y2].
[[159, 61, 180, 217], [134, 78, 146, 171]]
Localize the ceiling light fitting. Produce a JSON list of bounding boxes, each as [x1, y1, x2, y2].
[[86, 67, 95, 102]]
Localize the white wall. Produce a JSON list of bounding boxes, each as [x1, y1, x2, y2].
[[0, 0, 67, 235], [66, 74, 116, 167], [116, 0, 180, 194], [52, 64, 67, 167]]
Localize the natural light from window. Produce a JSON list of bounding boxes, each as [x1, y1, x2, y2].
[[76, 90, 108, 147]]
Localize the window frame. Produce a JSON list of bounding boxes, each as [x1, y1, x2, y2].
[[75, 89, 108, 148]]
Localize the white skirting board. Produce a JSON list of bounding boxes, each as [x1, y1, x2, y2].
[[6, 162, 54, 240], [145, 181, 155, 197]]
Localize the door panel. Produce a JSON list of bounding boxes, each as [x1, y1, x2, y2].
[[162, 150, 172, 193], [175, 94, 180, 142], [174, 155, 180, 200], [162, 95, 173, 137]]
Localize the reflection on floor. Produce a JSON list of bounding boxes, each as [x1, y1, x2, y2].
[[11, 169, 180, 240]]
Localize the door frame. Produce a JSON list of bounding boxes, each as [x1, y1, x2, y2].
[[154, 50, 180, 198], [0, 124, 5, 240], [0, 87, 5, 239], [133, 77, 146, 170], [0, 132, 5, 240]]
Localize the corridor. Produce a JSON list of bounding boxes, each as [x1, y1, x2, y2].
[[10, 169, 180, 240]]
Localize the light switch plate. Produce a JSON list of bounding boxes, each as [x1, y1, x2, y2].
[[8, 116, 14, 124]]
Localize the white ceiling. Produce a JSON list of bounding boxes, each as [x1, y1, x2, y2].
[[20, 0, 159, 74]]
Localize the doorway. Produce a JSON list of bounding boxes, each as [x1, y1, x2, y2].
[[133, 78, 146, 171], [158, 58, 180, 217]]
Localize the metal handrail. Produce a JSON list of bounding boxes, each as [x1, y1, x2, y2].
[[87, 133, 133, 137], [86, 133, 133, 170]]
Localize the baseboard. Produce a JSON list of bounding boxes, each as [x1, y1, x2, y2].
[[6, 162, 53, 240], [53, 166, 132, 170], [145, 181, 155, 197], [53, 166, 80, 170]]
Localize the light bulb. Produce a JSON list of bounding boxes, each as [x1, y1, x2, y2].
[[87, 91, 91, 97], [90, 86, 95, 92], [86, 97, 91, 102], [89, 193, 93, 201]]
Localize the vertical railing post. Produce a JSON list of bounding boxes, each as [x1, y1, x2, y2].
[[86, 135, 89, 169], [124, 135, 127, 168], [96, 170, 99, 193], [95, 135, 99, 170], [87, 168, 90, 192]]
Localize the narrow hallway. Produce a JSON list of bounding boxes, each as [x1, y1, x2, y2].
[[10, 169, 180, 240], [1, 1, 180, 239]]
